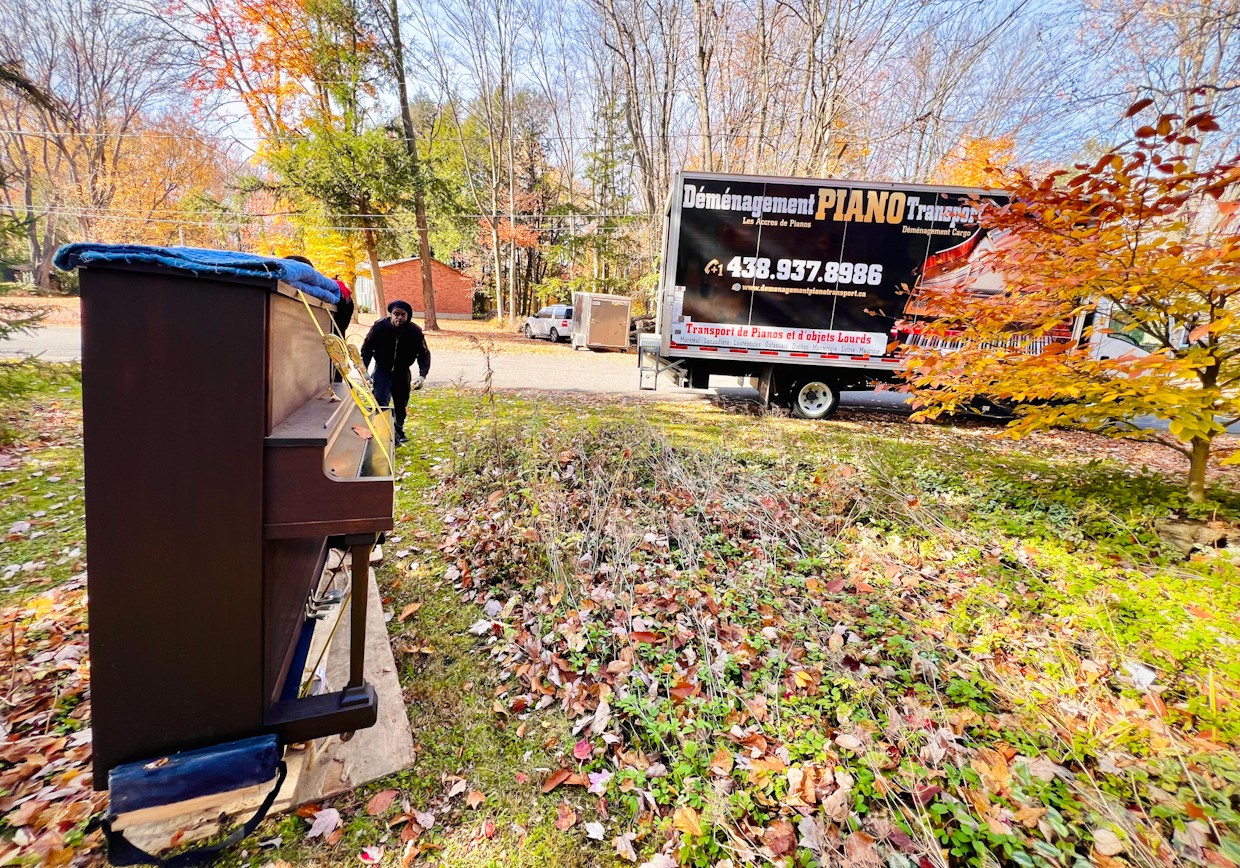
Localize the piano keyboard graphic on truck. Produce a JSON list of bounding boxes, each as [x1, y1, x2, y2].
[[905, 334, 1056, 354]]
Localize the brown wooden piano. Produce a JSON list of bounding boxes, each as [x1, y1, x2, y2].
[[79, 262, 393, 790]]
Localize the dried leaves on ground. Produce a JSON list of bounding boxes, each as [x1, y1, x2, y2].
[[435, 408, 1240, 866]]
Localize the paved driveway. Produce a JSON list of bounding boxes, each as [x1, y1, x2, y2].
[[0, 326, 683, 396], [14, 326, 1230, 432]]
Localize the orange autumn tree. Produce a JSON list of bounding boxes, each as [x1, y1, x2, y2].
[[184, 0, 319, 139], [903, 103, 1240, 503]]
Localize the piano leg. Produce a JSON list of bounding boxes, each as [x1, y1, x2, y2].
[[348, 540, 370, 689], [341, 534, 378, 706]]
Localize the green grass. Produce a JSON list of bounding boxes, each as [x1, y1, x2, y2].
[[0, 366, 84, 601]]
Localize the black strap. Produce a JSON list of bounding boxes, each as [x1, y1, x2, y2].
[[103, 761, 287, 867]]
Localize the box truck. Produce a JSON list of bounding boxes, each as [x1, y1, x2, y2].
[[638, 171, 1135, 418]]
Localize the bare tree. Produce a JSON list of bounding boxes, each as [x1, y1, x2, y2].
[[375, 0, 439, 329], [0, 0, 184, 286], [413, 0, 528, 323], [590, 0, 689, 215]]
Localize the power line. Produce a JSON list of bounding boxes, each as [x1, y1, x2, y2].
[[0, 204, 652, 232], [0, 124, 870, 145], [0, 203, 651, 220]]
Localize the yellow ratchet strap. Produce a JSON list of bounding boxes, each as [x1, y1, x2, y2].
[[295, 289, 393, 471]]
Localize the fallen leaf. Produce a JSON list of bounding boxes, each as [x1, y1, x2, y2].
[[447, 778, 467, 798], [629, 631, 660, 644], [1094, 828, 1125, 856], [834, 733, 863, 751], [797, 816, 825, 854], [614, 832, 638, 862], [543, 769, 571, 793], [360, 846, 384, 863], [574, 738, 593, 761], [413, 810, 435, 830], [709, 745, 733, 777], [366, 790, 398, 817], [764, 818, 796, 856], [590, 699, 611, 735], [400, 820, 423, 843], [638, 855, 676, 868], [398, 603, 422, 622], [352, 424, 373, 440], [555, 802, 578, 830], [673, 806, 702, 837], [585, 821, 605, 840], [306, 808, 341, 839], [466, 791, 486, 809]]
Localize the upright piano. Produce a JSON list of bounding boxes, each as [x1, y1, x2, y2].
[[78, 262, 393, 790]]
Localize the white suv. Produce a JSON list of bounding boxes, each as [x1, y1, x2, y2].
[[523, 304, 573, 342]]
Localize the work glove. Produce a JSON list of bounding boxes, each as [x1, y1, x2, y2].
[[413, 376, 425, 390]]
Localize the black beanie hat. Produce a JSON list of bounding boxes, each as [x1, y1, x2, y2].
[[388, 299, 413, 316]]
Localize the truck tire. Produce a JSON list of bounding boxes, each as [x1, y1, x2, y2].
[[791, 380, 840, 420], [550, 327, 561, 342], [524, 325, 534, 339]]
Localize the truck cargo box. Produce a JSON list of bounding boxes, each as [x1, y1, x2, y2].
[[642, 171, 1014, 417]]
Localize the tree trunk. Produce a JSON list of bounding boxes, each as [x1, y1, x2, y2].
[[692, 0, 713, 171], [1188, 436, 1211, 503], [387, 0, 438, 330], [489, 222, 504, 323], [363, 226, 387, 314]]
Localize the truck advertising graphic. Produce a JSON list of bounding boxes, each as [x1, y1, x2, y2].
[[666, 173, 1008, 359]]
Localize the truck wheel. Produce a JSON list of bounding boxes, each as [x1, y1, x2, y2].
[[792, 380, 840, 420], [550, 327, 560, 342], [524, 325, 533, 339]]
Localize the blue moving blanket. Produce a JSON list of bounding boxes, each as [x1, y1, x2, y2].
[[54, 243, 342, 304]]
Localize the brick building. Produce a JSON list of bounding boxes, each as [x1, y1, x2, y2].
[[356, 258, 475, 320]]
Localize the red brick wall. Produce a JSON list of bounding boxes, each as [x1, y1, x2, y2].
[[381, 259, 475, 319]]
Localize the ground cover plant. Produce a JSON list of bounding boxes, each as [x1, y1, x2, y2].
[[1, 368, 1238, 866]]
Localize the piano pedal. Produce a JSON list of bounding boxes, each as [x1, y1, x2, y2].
[[306, 589, 344, 620]]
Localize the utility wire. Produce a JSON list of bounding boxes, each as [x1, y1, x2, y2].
[[0, 204, 651, 232], [0, 203, 652, 221]]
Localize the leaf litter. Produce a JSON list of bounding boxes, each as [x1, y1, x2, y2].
[[432, 411, 1240, 865]]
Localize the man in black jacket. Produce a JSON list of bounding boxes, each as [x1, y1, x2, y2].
[[361, 299, 431, 446]]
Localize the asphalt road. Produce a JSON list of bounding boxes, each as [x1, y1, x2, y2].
[[0, 325, 917, 412], [15, 327, 1232, 433], [2, 326, 82, 362]]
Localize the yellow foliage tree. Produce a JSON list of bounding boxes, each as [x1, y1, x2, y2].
[[933, 135, 1015, 188], [904, 103, 1239, 503], [300, 222, 362, 287], [96, 124, 233, 247]]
